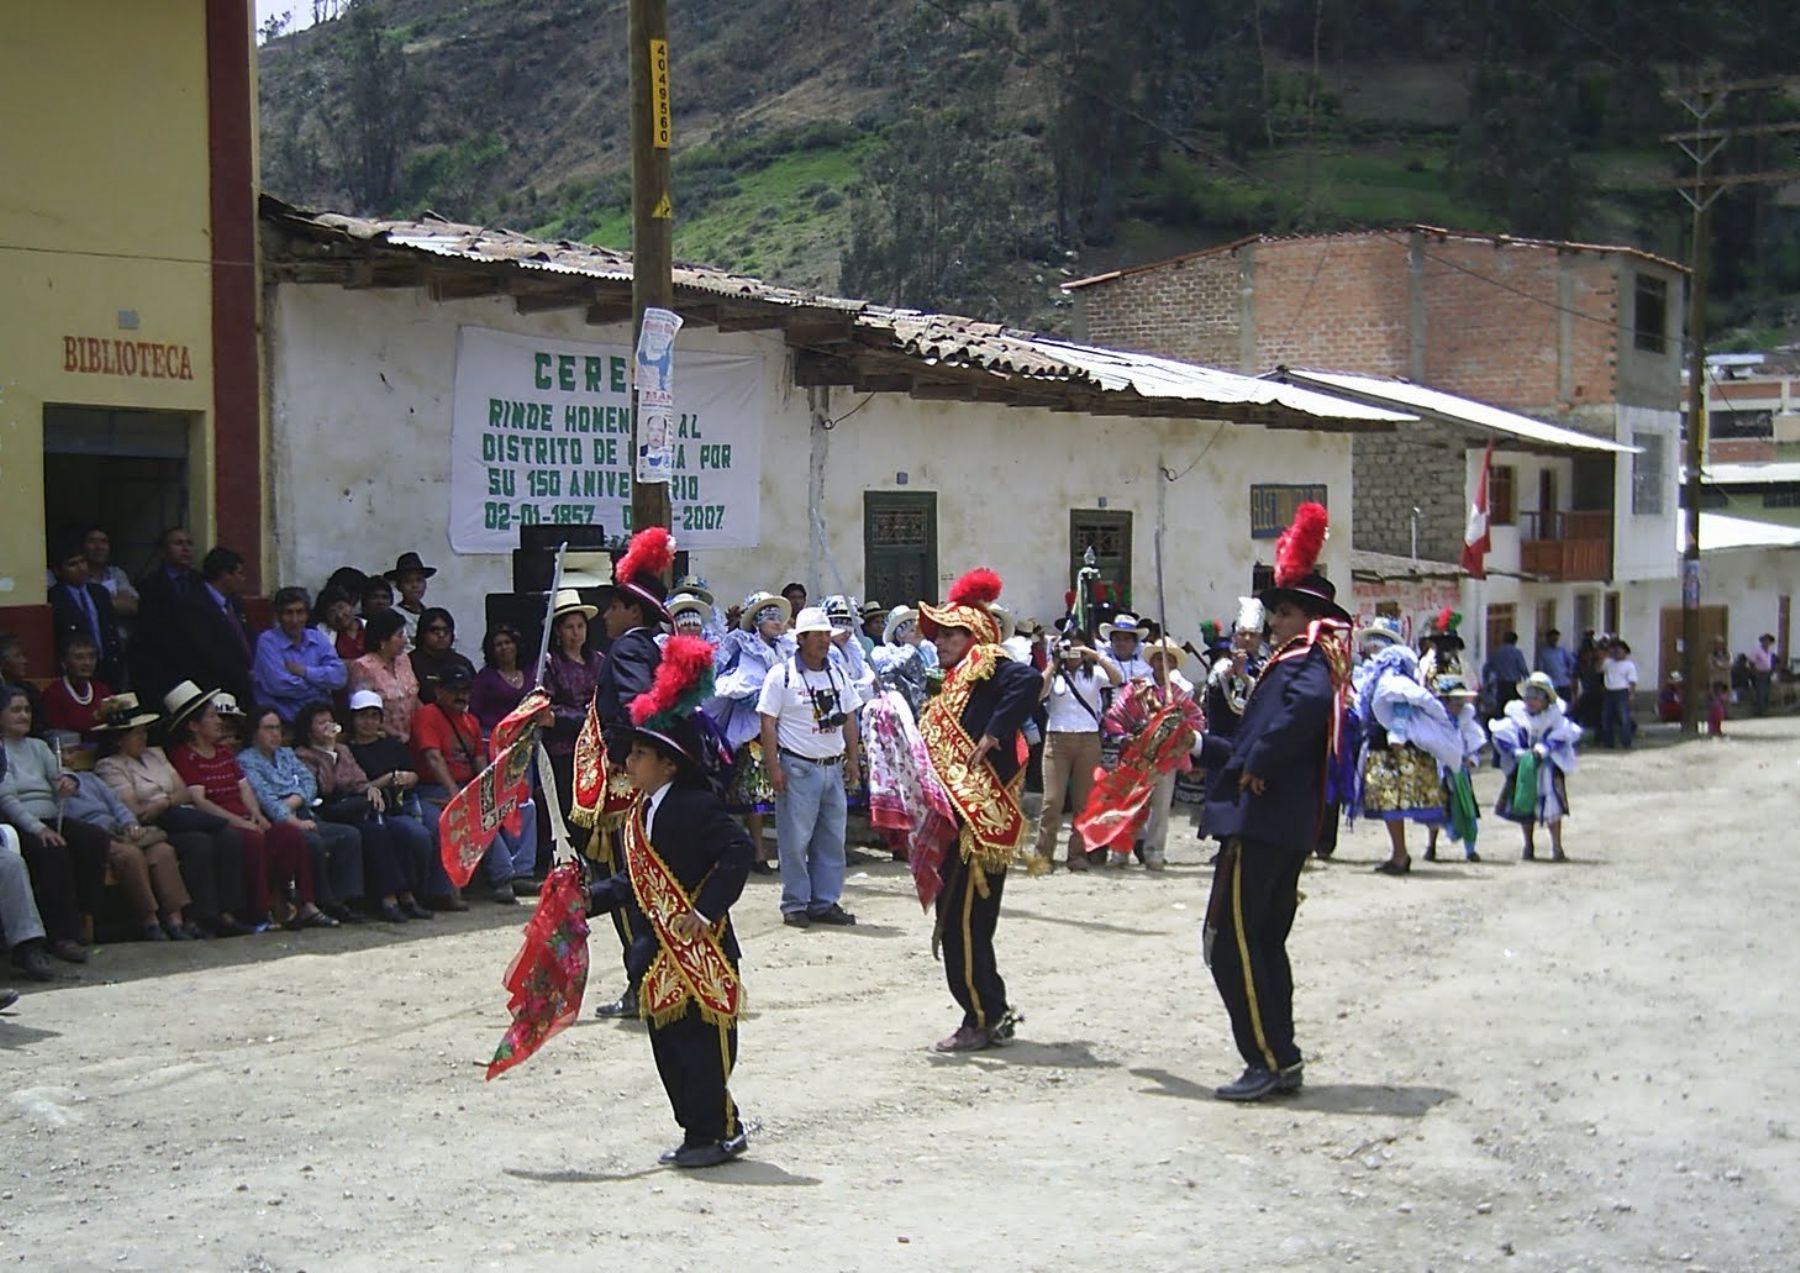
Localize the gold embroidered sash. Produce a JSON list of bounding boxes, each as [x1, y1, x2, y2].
[[623, 803, 742, 1027], [918, 644, 1027, 875]]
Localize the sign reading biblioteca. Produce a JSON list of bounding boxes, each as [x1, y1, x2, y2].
[[449, 325, 764, 553]]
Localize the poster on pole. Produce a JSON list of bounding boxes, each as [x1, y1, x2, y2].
[[449, 325, 763, 553], [634, 307, 682, 485]]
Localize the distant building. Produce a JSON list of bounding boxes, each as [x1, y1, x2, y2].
[[1688, 350, 1800, 465]]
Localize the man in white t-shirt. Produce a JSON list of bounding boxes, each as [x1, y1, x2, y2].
[[1032, 633, 1121, 871], [1600, 638, 1638, 749], [758, 607, 861, 928], [1101, 614, 1154, 687]]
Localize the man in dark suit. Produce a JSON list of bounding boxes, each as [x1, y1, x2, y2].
[[47, 539, 123, 687], [131, 527, 204, 700], [587, 667, 753, 1169], [174, 546, 255, 712], [917, 569, 1043, 1053], [1195, 543, 1351, 1103], [589, 527, 672, 1021]]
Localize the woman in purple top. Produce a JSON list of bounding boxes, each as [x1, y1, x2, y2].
[[540, 590, 603, 835], [470, 623, 530, 739]]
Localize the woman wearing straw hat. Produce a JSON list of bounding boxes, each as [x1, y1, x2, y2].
[[705, 591, 794, 873], [542, 588, 603, 861], [1489, 672, 1581, 862]]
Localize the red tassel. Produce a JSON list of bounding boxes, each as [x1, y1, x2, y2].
[[615, 526, 675, 585], [1274, 502, 1328, 588], [947, 567, 1003, 608], [629, 634, 715, 726]]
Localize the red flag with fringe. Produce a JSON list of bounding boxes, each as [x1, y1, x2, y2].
[[440, 690, 548, 889], [486, 860, 590, 1079]]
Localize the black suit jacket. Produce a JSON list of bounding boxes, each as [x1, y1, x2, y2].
[[48, 581, 123, 686], [594, 628, 661, 766], [948, 654, 1044, 786], [132, 565, 204, 698], [1197, 641, 1335, 850], [589, 782, 754, 979], [172, 588, 255, 710]]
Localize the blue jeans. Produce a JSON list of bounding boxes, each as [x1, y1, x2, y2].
[[774, 752, 848, 916], [417, 787, 535, 893], [1602, 689, 1635, 749]]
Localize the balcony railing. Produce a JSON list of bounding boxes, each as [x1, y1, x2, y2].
[[1519, 509, 1611, 581]]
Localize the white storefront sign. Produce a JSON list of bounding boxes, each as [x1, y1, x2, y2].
[[448, 325, 763, 552]]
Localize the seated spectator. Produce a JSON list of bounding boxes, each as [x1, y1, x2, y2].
[[293, 701, 434, 923], [408, 607, 477, 708], [471, 623, 531, 738], [343, 689, 455, 911], [253, 586, 347, 724], [212, 692, 250, 751], [349, 610, 419, 741], [94, 694, 251, 937], [60, 768, 201, 939], [0, 635, 49, 737], [176, 546, 256, 711], [48, 535, 125, 688], [239, 705, 366, 924], [130, 526, 203, 700], [410, 667, 532, 905], [313, 585, 365, 663], [383, 552, 437, 647], [164, 681, 334, 929], [361, 577, 395, 620], [81, 525, 138, 675], [2, 683, 175, 945], [322, 567, 370, 609], [41, 634, 114, 736], [1, 822, 57, 980]]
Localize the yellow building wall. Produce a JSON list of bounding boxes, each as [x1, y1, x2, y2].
[[0, 1, 216, 610]]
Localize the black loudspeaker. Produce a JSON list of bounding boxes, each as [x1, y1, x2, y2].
[[520, 524, 609, 551]]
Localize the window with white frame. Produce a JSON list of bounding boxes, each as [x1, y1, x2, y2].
[[1632, 431, 1666, 515]]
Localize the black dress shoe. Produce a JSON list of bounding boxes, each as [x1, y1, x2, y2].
[[809, 903, 856, 926], [1215, 1066, 1281, 1102], [12, 944, 54, 982], [749, 860, 774, 876], [404, 899, 435, 920], [378, 901, 410, 923], [594, 992, 638, 1019], [0, 987, 18, 1011], [1274, 1062, 1305, 1094], [782, 912, 811, 928], [658, 1143, 684, 1164], [671, 1141, 734, 1169]]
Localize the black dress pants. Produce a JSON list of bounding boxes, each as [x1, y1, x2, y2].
[[1210, 836, 1308, 1072], [648, 1001, 740, 1147], [594, 828, 639, 993], [936, 852, 1009, 1030]]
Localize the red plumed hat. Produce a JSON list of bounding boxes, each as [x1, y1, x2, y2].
[[919, 567, 1005, 645], [628, 633, 717, 765], [1258, 502, 1348, 622], [613, 526, 674, 624]]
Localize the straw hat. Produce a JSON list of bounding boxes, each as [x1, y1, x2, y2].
[[1143, 637, 1185, 671], [550, 587, 598, 622], [668, 594, 711, 628], [883, 605, 919, 645], [1520, 671, 1561, 705], [161, 681, 220, 735], [91, 693, 161, 732], [1358, 616, 1404, 648], [672, 574, 714, 607], [211, 692, 246, 718], [792, 606, 834, 637], [739, 591, 792, 631]]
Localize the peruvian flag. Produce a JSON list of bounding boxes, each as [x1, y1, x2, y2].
[[1462, 441, 1494, 579]]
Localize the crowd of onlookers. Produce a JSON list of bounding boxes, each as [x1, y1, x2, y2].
[[1, 529, 539, 996]]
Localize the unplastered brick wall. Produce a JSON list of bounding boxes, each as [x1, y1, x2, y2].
[[1419, 240, 1618, 414], [1251, 234, 1411, 375], [1077, 251, 1242, 366], [1352, 422, 1467, 561]]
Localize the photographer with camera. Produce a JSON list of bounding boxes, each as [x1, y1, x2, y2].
[[1031, 631, 1121, 872], [757, 607, 861, 929]]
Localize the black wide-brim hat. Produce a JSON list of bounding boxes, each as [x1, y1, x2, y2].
[[1426, 631, 1466, 650], [1258, 571, 1351, 624], [617, 571, 672, 626], [384, 551, 438, 581]]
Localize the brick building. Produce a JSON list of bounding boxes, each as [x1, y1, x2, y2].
[[1066, 226, 1690, 684]]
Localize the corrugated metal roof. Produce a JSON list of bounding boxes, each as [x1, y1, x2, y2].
[[1350, 549, 1464, 581], [1685, 511, 1800, 552], [1278, 369, 1639, 455], [262, 199, 1412, 427]]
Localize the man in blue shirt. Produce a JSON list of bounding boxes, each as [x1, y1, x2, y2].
[[47, 539, 123, 687], [1534, 628, 1576, 700], [1483, 630, 1531, 711], [252, 586, 347, 723]]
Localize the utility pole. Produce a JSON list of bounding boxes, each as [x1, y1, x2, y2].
[[629, 0, 673, 539], [1661, 78, 1800, 736]]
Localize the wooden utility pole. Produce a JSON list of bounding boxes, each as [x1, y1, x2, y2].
[[1662, 78, 1800, 735], [629, 0, 673, 538]]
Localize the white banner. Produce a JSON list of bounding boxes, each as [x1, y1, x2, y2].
[[449, 325, 763, 553]]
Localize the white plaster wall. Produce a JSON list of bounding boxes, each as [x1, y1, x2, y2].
[[1614, 404, 1681, 583], [267, 283, 1355, 644], [1623, 548, 1800, 684]]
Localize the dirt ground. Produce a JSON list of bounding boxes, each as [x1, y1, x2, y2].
[[4, 718, 1797, 1272]]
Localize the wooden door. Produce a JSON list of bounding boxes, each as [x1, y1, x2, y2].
[[864, 491, 938, 608], [1659, 605, 1727, 686], [1070, 510, 1133, 612]]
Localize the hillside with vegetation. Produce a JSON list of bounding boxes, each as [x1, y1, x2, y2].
[[259, 0, 1800, 344]]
